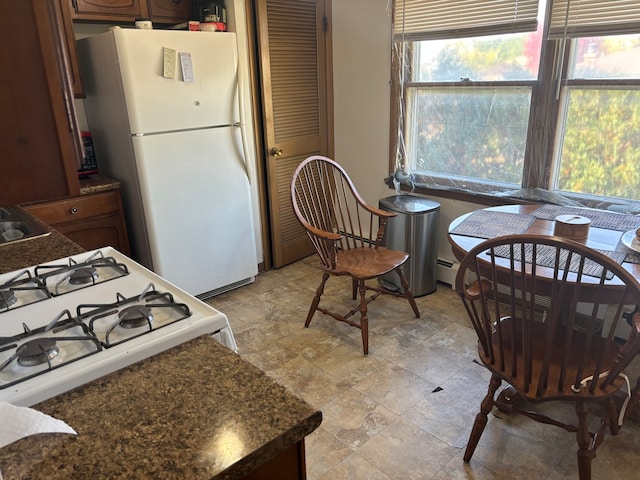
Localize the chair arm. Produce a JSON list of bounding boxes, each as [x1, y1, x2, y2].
[[360, 202, 397, 219], [301, 221, 343, 242]]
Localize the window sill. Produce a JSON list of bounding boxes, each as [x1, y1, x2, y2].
[[400, 182, 640, 214]]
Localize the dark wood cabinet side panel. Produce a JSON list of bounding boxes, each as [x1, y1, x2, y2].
[[0, 1, 80, 206]]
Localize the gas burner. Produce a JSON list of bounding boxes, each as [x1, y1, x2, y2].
[[17, 338, 60, 367], [69, 267, 99, 285], [35, 250, 129, 296], [118, 305, 153, 329], [0, 310, 102, 390], [0, 269, 50, 313], [0, 290, 17, 309], [77, 283, 192, 348]]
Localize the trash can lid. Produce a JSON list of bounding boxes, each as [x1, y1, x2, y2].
[[379, 195, 440, 214]]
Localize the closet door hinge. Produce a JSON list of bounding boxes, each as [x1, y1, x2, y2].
[[323, 15, 328, 32]]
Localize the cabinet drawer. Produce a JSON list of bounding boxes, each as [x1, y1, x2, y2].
[[25, 191, 120, 225]]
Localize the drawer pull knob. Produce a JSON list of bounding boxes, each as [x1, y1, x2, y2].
[[70, 207, 78, 214]]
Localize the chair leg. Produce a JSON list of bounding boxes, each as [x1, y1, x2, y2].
[[395, 266, 420, 318], [352, 278, 358, 300], [357, 280, 369, 356], [606, 397, 619, 435], [464, 374, 501, 462], [305, 273, 329, 327], [575, 400, 594, 480]]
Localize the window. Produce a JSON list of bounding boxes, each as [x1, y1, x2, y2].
[[392, 0, 640, 207]]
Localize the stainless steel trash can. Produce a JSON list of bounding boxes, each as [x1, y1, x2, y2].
[[378, 195, 440, 297]]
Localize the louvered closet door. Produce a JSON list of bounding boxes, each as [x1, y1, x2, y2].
[[256, 0, 332, 268]]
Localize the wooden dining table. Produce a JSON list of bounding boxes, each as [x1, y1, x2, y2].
[[448, 204, 640, 285], [448, 203, 640, 416]]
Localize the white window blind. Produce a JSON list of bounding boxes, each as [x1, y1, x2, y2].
[[392, 0, 539, 41], [549, 0, 640, 38]]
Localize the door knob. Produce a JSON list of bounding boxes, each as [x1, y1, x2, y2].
[[271, 148, 283, 157]]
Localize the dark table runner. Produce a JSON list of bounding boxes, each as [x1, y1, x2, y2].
[[451, 207, 640, 265], [450, 210, 536, 239], [534, 205, 640, 232]]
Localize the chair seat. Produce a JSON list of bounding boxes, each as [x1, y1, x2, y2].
[[480, 318, 624, 402], [325, 247, 409, 279]]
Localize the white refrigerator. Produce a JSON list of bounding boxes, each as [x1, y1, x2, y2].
[[76, 29, 258, 298]]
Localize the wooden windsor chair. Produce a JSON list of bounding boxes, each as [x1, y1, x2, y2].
[[290, 155, 420, 355], [456, 234, 640, 480]]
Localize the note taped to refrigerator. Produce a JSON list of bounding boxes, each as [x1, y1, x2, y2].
[[163, 47, 176, 79], [179, 52, 194, 82]]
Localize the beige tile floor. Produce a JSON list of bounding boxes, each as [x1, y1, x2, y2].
[[208, 255, 640, 480]]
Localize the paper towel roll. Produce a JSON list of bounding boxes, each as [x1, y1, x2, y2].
[[0, 401, 77, 448]]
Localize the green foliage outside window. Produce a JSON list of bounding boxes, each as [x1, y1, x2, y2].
[[559, 90, 640, 200]]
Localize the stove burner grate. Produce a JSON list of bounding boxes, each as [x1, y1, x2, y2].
[[0, 269, 51, 313], [77, 283, 192, 348], [0, 311, 102, 390], [0, 290, 17, 309], [35, 250, 129, 296]]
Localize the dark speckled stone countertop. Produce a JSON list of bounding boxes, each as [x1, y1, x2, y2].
[[79, 174, 121, 195], [0, 212, 83, 273], [0, 336, 322, 479]]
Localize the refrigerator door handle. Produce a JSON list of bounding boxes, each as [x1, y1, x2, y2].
[[236, 57, 252, 185]]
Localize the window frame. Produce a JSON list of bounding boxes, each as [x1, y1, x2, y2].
[[390, 1, 640, 210]]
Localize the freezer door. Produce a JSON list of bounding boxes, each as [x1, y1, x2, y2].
[[131, 127, 257, 296], [112, 29, 239, 133]]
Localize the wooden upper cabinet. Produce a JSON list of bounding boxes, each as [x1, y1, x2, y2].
[[71, 0, 148, 20], [0, 0, 81, 206], [70, 0, 191, 24], [148, 0, 190, 23]]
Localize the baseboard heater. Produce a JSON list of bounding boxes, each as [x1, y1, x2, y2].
[[436, 258, 459, 289], [197, 277, 255, 300]]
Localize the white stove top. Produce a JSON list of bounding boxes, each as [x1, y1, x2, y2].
[[0, 247, 236, 407]]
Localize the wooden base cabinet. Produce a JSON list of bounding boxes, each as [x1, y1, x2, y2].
[[24, 190, 131, 256], [243, 440, 308, 480]]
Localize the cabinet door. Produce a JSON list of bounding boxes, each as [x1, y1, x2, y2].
[[148, 0, 190, 23], [71, 0, 149, 21], [0, 0, 81, 206], [54, 214, 130, 254]]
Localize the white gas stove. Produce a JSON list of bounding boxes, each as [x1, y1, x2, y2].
[[0, 247, 237, 407]]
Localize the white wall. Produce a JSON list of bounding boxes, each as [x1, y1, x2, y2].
[[331, 0, 482, 265], [331, 0, 394, 205]]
